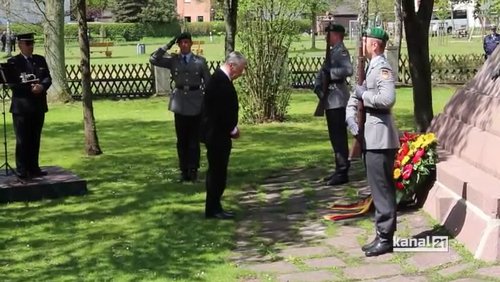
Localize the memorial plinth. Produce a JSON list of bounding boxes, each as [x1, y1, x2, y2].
[[426, 47, 500, 261]]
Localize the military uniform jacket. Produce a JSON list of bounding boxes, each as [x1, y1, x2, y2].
[[8, 54, 51, 114], [313, 42, 353, 109], [346, 54, 399, 150], [150, 48, 211, 116]]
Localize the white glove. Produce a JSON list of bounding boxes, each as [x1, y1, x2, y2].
[[354, 84, 366, 99], [346, 117, 359, 136]]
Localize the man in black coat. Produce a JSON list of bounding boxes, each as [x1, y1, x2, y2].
[[201, 51, 247, 220], [8, 33, 52, 180]]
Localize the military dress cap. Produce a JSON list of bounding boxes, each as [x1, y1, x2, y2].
[[325, 23, 345, 34], [16, 33, 35, 42], [364, 27, 389, 42], [176, 32, 192, 42], [491, 25, 497, 30]]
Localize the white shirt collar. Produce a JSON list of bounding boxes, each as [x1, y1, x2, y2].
[[220, 65, 231, 80]]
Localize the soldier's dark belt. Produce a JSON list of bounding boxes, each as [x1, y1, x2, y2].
[[364, 107, 391, 114], [176, 85, 200, 91], [329, 79, 345, 84]]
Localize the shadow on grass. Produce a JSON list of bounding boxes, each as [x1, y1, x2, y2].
[[0, 116, 338, 280]]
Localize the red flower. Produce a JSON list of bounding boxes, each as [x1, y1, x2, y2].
[[402, 164, 413, 180], [398, 143, 409, 161], [396, 182, 405, 190], [400, 132, 418, 143], [394, 160, 401, 169], [412, 148, 425, 164]]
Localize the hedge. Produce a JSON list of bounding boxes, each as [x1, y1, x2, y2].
[[1, 20, 312, 42]]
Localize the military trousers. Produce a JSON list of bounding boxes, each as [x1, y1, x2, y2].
[[325, 108, 349, 176], [12, 112, 45, 175], [174, 113, 201, 173], [365, 149, 398, 239]]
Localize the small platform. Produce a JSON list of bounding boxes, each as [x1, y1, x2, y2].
[[0, 166, 87, 203]]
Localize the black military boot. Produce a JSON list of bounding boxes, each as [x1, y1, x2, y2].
[[326, 174, 348, 186], [180, 169, 190, 182], [188, 168, 198, 182], [361, 235, 380, 252], [364, 236, 393, 257]]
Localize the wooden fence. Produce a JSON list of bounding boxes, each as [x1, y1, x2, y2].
[[65, 53, 485, 99]]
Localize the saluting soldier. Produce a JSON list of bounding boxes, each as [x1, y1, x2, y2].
[[313, 23, 353, 186], [345, 27, 400, 257], [150, 32, 211, 182], [9, 33, 52, 180]]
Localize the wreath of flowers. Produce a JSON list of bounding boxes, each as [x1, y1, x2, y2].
[[393, 132, 438, 203]]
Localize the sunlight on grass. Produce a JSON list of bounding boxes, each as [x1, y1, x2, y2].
[[0, 86, 455, 280]]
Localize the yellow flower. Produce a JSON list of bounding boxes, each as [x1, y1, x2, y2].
[[402, 155, 410, 165], [394, 168, 401, 179]]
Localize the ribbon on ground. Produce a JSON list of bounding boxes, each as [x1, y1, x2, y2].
[[323, 196, 373, 221]]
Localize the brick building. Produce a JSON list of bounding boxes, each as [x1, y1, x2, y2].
[[177, 0, 213, 23]]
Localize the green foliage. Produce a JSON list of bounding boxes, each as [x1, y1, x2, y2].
[[434, 0, 451, 21], [184, 22, 225, 36], [7, 23, 44, 35], [238, 0, 304, 123], [112, 0, 147, 22], [139, 0, 178, 23], [64, 22, 144, 41]]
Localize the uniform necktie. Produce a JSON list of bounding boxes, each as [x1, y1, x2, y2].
[[26, 57, 35, 73], [183, 55, 188, 64]]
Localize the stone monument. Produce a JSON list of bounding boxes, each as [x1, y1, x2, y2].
[[425, 45, 500, 261]]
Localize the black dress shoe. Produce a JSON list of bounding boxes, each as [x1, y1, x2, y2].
[[180, 170, 190, 182], [17, 173, 32, 181], [362, 236, 380, 252], [364, 240, 393, 257], [322, 173, 335, 182], [206, 211, 235, 220], [31, 170, 48, 177], [326, 174, 348, 186]]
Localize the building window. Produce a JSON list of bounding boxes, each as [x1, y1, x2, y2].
[[184, 16, 191, 23], [197, 16, 204, 22]]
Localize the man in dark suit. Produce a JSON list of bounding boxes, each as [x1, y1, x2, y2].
[[201, 51, 247, 220], [8, 33, 52, 180]]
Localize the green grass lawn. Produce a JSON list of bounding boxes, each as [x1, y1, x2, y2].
[[1, 34, 485, 64], [0, 86, 455, 281]]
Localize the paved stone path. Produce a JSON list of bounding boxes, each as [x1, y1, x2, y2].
[[232, 163, 500, 282]]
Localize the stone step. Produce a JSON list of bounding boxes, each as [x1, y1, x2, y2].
[[436, 151, 500, 218], [431, 114, 500, 179]]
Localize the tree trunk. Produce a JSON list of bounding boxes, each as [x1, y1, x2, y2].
[[402, 0, 434, 132], [311, 10, 317, 49], [43, 0, 72, 103], [77, 0, 103, 155], [394, 0, 403, 56], [224, 0, 238, 56]]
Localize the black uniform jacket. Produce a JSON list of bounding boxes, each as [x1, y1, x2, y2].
[[8, 54, 52, 114]]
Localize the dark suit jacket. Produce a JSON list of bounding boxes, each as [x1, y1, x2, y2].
[[8, 54, 52, 114], [201, 68, 239, 143]]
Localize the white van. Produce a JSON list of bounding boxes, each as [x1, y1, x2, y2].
[[430, 9, 469, 34]]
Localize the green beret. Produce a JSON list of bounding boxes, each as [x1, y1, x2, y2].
[[325, 23, 345, 34], [365, 27, 389, 42]]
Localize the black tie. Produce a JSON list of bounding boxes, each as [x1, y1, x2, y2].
[[26, 57, 35, 73], [183, 55, 188, 64]]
